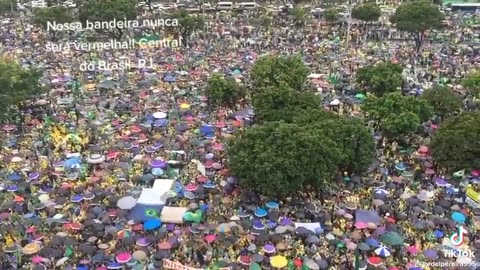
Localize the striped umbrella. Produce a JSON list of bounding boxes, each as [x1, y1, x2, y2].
[[374, 246, 391, 257]]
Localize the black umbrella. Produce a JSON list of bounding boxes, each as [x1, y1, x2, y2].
[[296, 227, 313, 235], [79, 243, 97, 254], [154, 250, 170, 260]]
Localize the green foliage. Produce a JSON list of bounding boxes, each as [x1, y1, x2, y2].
[[206, 74, 244, 109], [294, 111, 376, 174], [462, 70, 480, 96], [292, 7, 307, 27], [352, 3, 381, 22], [227, 122, 341, 198], [390, 1, 444, 51], [34, 6, 75, 30], [253, 85, 321, 123], [0, 57, 44, 121], [430, 112, 480, 171], [79, 0, 136, 39], [324, 9, 339, 23], [0, 0, 15, 15], [251, 54, 309, 92], [356, 62, 403, 96], [420, 86, 463, 118], [169, 10, 204, 43], [363, 92, 433, 138]]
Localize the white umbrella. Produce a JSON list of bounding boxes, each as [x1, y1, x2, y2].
[[153, 112, 167, 119], [56, 257, 69, 267], [11, 156, 23, 163], [87, 154, 105, 164], [117, 196, 137, 210], [330, 99, 340, 106], [304, 259, 319, 270]]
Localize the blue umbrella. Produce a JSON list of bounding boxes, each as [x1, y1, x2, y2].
[[144, 219, 161, 230], [423, 249, 438, 259], [254, 208, 267, 217], [266, 201, 279, 209], [8, 173, 22, 181], [366, 238, 380, 247], [151, 168, 164, 176], [395, 163, 406, 171], [374, 246, 391, 257], [451, 212, 466, 223], [433, 229, 444, 238], [203, 182, 216, 189]]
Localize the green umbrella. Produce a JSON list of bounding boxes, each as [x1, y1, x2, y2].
[[381, 231, 404, 246], [249, 263, 261, 270], [355, 93, 366, 100]]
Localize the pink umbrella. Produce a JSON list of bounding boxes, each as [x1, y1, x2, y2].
[[472, 169, 480, 177], [406, 246, 419, 255], [355, 222, 367, 229], [116, 252, 131, 263], [418, 145, 428, 153], [32, 256, 43, 264], [204, 235, 216, 243], [185, 184, 198, 192]]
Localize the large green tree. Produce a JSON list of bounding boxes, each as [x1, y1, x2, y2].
[[169, 10, 204, 46], [462, 70, 480, 97], [421, 86, 463, 119], [430, 112, 480, 171], [227, 122, 341, 198], [294, 110, 376, 174], [34, 6, 75, 41], [206, 74, 245, 109], [356, 62, 403, 97], [390, 1, 444, 52], [79, 0, 136, 40], [0, 57, 44, 122], [0, 0, 15, 16], [363, 92, 433, 139], [251, 54, 309, 92], [352, 3, 381, 23], [252, 84, 321, 123]]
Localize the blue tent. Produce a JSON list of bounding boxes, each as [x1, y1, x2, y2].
[[200, 125, 215, 137]]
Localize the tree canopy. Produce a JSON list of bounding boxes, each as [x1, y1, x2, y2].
[[430, 112, 480, 172], [169, 10, 204, 46], [206, 74, 245, 109], [227, 122, 342, 198], [363, 92, 433, 138], [390, 1, 444, 52], [79, 0, 136, 39], [251, 54, 309, 91], [356, 62, 403, 96], [420, 86, 463, 119], [352, 3, 381, 22], [0, 57, 44, 121], [462, 70, 480, 96], [0, 0, 15, 15], [324, 9, 339, 23], [252, 84, 321, 123], [34, 6, 75, 39]]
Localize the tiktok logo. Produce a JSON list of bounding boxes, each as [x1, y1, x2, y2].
[[450, 225, 468, 247]]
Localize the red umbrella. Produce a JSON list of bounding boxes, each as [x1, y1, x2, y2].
[[158, 241, 172, 250], [367, 257, 382, 266]]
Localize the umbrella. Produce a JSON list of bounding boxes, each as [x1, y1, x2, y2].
[[423, 249, 439, 259], [451, 212, 466, 223], [366, 238, 380, 248], [358, 242, 370, 251], [117, 196, 136, 210], [381, 232, 404, 246], [374, 246, 391, 257], [270, 255, 288, 268], [304, 259, 320, 270], [144, 219, 161, 230]]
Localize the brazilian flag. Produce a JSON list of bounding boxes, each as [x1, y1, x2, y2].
[[145, 208, 159, 218]]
